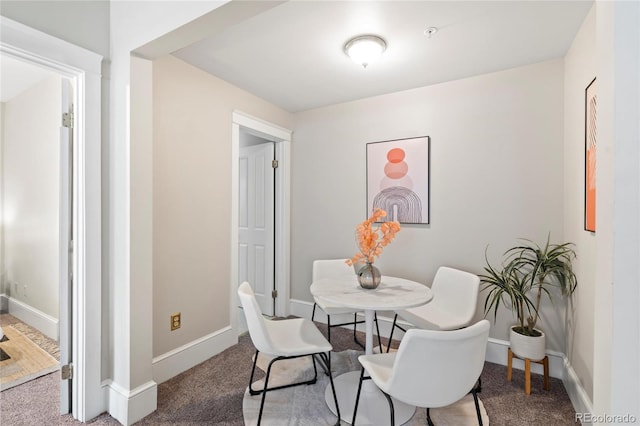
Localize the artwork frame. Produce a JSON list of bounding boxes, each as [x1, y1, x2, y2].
[[584, 77, 597, 232], [366, 136, 430, 224]]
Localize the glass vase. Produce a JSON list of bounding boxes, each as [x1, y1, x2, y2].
[[357, 262, 381, 289]]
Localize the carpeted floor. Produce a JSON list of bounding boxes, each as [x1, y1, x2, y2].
[[0, 320, 579, 425]]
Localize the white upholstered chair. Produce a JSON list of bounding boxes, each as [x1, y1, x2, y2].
[[238, 282, 341, 426], [311, 259, 382, 351], [353, 319, 490, 426], [387, 266, 480, 351]]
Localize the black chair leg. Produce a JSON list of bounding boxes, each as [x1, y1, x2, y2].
[[381, 390, 395, 426], [257, 355, 276, 426], [426, 408, 435, 426], [374, 312, 383, 352], [248, 350, 261, 396], [311, 353, 319, 380], [311, 302, 317, 321], [327, 315, 331, 342], [254, 354, 321, 425], [387, 314, 398, 353], [320, 352, 341, 426], [467, 377, 483, 425], [472, 390, 483, 425], [352, 367, 367, 425], [352, 313, 367, 349]]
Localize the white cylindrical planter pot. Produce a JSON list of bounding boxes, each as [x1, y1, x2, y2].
[[510, 326, 546, 361]]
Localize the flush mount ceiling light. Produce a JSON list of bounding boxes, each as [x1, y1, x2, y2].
[[344, 34, 387, 68], [424, 27, 438, 38]]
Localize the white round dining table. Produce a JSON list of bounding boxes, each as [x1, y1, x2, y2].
[[310, 274, 433, 425]]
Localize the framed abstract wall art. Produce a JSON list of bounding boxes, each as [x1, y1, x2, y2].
[[366, 136, 430, 224], [584, 77, 596, 232]]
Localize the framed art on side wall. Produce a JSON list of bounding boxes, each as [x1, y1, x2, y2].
[[585, 77, 596, 232], [366, 136, 430, 224]]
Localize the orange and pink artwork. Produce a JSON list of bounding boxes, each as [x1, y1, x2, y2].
[[585, 77, 596, 232], [366, 136, 430, 224]]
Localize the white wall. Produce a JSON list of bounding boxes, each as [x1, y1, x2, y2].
[[1, 75, 61, 320], [609, 1, 640, 417], [0, 0, 110, 58], [152, 54, 293, 357], [563, 4, 596, 404], [292, 59, 567, 351]]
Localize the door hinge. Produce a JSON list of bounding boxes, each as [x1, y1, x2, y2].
[[62, 111, 74, 128], [272, 160, 278, 169], [271, 289, 278, 299], [61, 363, 73, 380]]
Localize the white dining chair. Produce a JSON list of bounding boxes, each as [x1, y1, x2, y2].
[[353, 319, 490, 426], [310, 259, 382, 351], [386, 266, 480, 351], [238, 282, 341, 426]]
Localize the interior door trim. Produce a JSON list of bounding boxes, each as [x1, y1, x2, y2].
[[231, 111, 291, 327], [0, 16, 103, 421]]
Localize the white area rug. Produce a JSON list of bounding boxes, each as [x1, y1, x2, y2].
[[243, 349, 489, 425]]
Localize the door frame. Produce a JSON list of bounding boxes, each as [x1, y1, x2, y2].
[[231, 111, 291, 327], [0, 17, 103, 421]]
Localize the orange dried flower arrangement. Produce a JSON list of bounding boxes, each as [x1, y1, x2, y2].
[[346, 208, 401, 266]]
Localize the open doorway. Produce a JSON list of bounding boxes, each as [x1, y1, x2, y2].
[[232, 111, 291, 334], [1, 16, 102, 421], [0, 53, 70, 404], [238, 130, 276, 318]]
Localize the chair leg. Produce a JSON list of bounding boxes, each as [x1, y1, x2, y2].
[[257, 355, 277, 426], [311, 302, 317, 321], [352, 313, 366, 350], [387, 314, 398, 353], [472, 389, 483, 426], [250, 352, 323, 424], [249, 354, 318, 395], [426, 408, 435, 426], [467, 377, 483, 426], [374, 312, 383, 352], [248, 350, 261, 396], [327, 315, 332, 343], [381, 390, 395, 426], [352, 367, 366, 425], [320, 352, 341, 426], [311, 353, 319, 379]]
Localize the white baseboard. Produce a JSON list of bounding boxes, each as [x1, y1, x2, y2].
[[290, 297, 591, 418], [563, 360, 593, 425], [1, 294, 58, 340], [106, 325, 237, 426], [152, 325, 238, 384], [107, 379, 157, 426]]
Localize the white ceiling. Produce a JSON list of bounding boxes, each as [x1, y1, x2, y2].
[[173, 0, 593, 113], [0, 54, 58, 103]]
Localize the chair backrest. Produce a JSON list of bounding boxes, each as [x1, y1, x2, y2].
[[430, 266, 480, 326], [238, 282, 273, 353], [385, 319, 490, 408], [312, 259, 354, 282]]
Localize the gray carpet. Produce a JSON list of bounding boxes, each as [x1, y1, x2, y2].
[[0, 321, 579, 425], [243, 349, 489, 425]]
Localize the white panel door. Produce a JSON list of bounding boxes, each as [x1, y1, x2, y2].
[[239, 142, 275, 316], [59, 78, 72, 413]]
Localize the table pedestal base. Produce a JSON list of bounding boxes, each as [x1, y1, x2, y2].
[[325, 371, 416, 425]]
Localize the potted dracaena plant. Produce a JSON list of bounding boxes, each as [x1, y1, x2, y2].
[[480, 235, 577, 361]]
